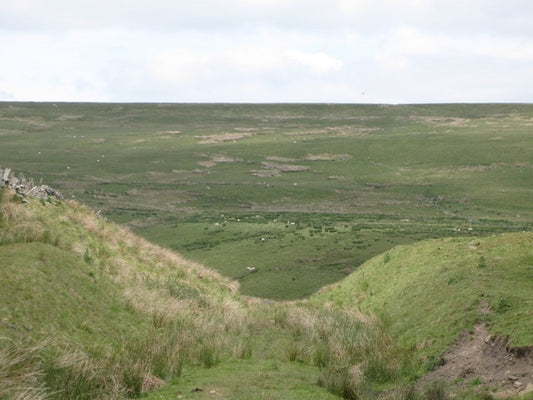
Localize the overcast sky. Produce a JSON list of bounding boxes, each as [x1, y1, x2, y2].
[[1, 0, 532, 103]]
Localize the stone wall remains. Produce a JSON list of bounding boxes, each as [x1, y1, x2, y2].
[[0, 167, 64, 202]]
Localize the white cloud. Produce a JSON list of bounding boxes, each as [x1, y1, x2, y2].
[[148, 46, 344, 89], [150, 50, 210, 85], [1, 0, 532, 102], [222, 46, 288, 75], [285, 50, 344, 75], [373, 25, 533, 73]]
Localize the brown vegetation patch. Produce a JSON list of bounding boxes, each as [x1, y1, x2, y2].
[[285, 127, 374, 137], [251, 162, 310, 177], [89, 138, 106, 144], [55, 114, 84, 121], [323, 126, 376, 136], [142, 374, 165, 392], [0, 116, 47, 127], [304, 153, 351, 161], [265, 156, 298, 163], [420, 324, 533, 396], [0, 129, 22, 136], [251, 169, 282, 177], [198, 154, 242, 168], [409, 116, 473, 127], [195, 132, 254, 144]]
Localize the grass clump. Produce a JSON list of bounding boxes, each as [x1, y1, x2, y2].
[[0, 338, 48, 400], [0, 190, 235, 398]]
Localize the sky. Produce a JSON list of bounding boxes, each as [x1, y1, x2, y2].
[[1, 0, 532, 103]]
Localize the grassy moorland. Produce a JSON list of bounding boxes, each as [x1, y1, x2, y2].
[[1, 103, 532, 299], [0, 190, 409, 399], [1, 188, 531, 400]]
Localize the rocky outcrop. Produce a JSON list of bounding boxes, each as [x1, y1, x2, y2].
[[0, 167, 64, 201]]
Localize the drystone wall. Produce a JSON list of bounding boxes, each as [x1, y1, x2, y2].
[[0, 167, 64, 201]]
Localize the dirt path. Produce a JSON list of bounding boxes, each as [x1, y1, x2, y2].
[[419, 324, 533, 398]]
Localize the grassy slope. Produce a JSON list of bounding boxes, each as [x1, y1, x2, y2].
[[0, 189, 357, 399], [1, 103, 532, 300], [313, 232, 533, 358], [1, 186, 532, 399]]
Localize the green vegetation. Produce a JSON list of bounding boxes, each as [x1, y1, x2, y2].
[[0, 191, 403, 399], [313, 232, 533, 356], [1, 103, 532, 399], [1, 103, 532, 299], [1, 188, 531, 399]]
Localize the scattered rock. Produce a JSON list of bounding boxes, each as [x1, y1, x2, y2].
[[493, 389, 518, 399], [522, 383, 533, 395]]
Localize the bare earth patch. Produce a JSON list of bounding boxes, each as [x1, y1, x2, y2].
[[304, 153, 352, 161], [195, 132, 254, 144], [55, 114, 84, 121], [0, 129, 22, 136], [266, 156, 298, 163], [251, 162, 310, 177], [89, 138, 106, 144], [409, 116, 473, 127], [419, 324, 533, 397], [284, 127, 375, 137], [198, 155, 242, 168]]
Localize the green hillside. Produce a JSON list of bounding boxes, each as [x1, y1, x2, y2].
[[0, 188, 394, 399], [313, 232, 533, 359], [1, 183, 532, 399], [1, 103, 532, 300], [0, 187, 241, 399]]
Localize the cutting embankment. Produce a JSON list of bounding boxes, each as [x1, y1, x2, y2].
[[0, 182, 398, 400], [313, 231, 533, 397], [1, 178, 532, 400]]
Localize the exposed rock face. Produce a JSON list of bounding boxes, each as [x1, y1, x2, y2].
[[0, 167, 64, 201]]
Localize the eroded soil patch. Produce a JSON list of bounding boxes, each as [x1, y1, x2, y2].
[[420, 324, 533, 397]]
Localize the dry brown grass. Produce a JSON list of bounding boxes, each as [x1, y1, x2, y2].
[[304, 153, 351, 161], [0, 339, 49, 400], [195, 132, 254, 144]]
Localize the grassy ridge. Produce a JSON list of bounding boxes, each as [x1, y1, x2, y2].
[[313, 232, 533, 357], [1, 186, 532, 399], [0, 189, 400, 399], [0, 189, 234, 398], [1, 102, 532, 299]]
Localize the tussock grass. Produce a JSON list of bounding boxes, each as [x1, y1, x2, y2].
[[0, 190, 240, 398], [0, 338, 48, 400], [2, 187, 531, 399]]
